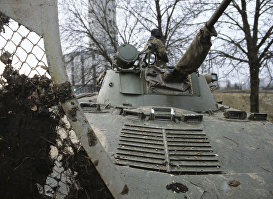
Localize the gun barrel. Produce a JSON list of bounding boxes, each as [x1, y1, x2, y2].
[[165, 0, 233, 83], [206, 0, 232, 29]]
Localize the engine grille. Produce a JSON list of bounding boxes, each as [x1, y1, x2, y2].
[[115, 124, 222, 174]]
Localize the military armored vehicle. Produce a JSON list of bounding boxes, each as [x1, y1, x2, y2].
[[0, 0, 272, 198], [78, 0, 273, 198]]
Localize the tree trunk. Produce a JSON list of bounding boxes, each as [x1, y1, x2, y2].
[[92, 64, 96, 92], [81, 54, 85, 86], [71, 60, 75, 86], [249, 66, 259, 112]]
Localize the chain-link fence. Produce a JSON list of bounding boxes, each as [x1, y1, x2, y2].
[[0, 16, 48, 76], [0, 12, 112, 199]]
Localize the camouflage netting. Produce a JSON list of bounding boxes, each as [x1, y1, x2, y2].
[[0, 65, 61, 198], [0, 13, 112, 199]]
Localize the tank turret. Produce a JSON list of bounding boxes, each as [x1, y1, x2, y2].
[[97, 0, 233, 112]]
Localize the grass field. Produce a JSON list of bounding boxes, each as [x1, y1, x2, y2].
[[213, 91, 273, 122]]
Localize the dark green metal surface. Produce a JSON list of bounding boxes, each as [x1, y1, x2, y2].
[[97, 70, 217, 112], [79, 101, 273, 199]]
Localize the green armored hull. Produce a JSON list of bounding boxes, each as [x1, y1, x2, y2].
[[77, 0, 273, 195], [78, 68, 273, 199]]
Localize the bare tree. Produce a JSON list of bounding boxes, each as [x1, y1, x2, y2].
[[59, 0, 209, 92], [60, 0, 118, 63], [118, 0, 209, 64], [59, 0, 121, 92], [210, 0, 273, 112]]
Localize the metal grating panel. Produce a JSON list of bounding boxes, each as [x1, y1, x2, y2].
[[115, 124, 222, 174]]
